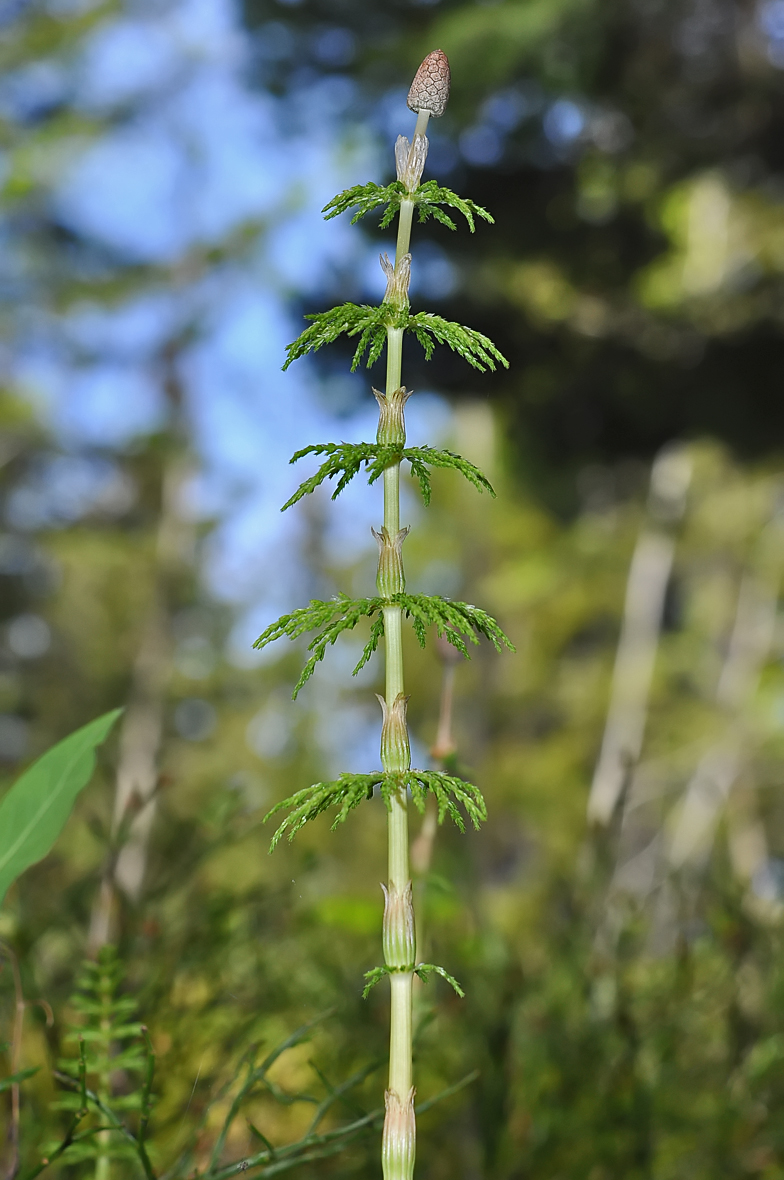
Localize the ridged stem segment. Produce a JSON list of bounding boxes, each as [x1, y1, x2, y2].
[[374, 527, 409, 597], [374, 385, 411, 448], [382, 881, 416, 971], [382, 1086, 416, 1180], [378, 692, 412, 774]]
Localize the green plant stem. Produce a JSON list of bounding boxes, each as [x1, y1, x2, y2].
[[396, 203, 414, 263], [384, 106, 429, 1129], [394, 110, 430, 262], [383, 354, 412, 1105]]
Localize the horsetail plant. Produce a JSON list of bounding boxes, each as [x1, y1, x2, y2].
[[257, 51, 512, 1180]]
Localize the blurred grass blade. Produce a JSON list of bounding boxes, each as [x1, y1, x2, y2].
[[0, 1065, 40, 1092], [0, 709, 123, 908]]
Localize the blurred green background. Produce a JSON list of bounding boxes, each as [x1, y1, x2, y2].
[[4, 0, 784, 1175]]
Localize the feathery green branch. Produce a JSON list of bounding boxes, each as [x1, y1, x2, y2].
[[283, 303, 404, 373], [394, 592, 514, 656], [322, 180, 406, 228], [413, 964, 465, 997], [362, 966, 391, 998], [397, 446, 495, 504], [408, 312, 509, 372], [266, 773, 381, 849], [253, 595, 384, 697], [273, 53, 506, 1180], [405, 769, 487, 830], [412, 181, 493, 232], [281, 442, 399, 508]]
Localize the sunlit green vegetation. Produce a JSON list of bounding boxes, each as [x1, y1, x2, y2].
[[4, 0, 784, 1175]]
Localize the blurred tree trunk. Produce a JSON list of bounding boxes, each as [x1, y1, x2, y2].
[[89, 346, 195, 950], [666, 568, 779, 862], [588, 444, 692, 826]]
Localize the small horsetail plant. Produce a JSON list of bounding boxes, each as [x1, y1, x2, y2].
[[256, 51, 513, 1180]]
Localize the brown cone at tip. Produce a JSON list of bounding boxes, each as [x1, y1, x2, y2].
[[407, 50, 450, 118]]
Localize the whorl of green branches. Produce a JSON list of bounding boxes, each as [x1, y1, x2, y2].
[[283, 304, 508, 374], [253, 593, 514, 697], [281, 441, 495, 510], [265, 768, 487, 851], [363, 962, 465, 1000], [322, 179, 493, 233]]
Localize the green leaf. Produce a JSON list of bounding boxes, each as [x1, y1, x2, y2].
[[0, 709, 123, 909]]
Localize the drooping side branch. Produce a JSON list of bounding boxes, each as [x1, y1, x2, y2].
[[281, 441, 495, 510], [265, 768, 487, 850]]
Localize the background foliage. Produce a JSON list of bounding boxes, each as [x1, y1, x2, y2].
[[3, 0, 784, 1176]]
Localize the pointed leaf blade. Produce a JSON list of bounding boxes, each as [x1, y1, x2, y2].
[[0, 708, 123, 908]]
